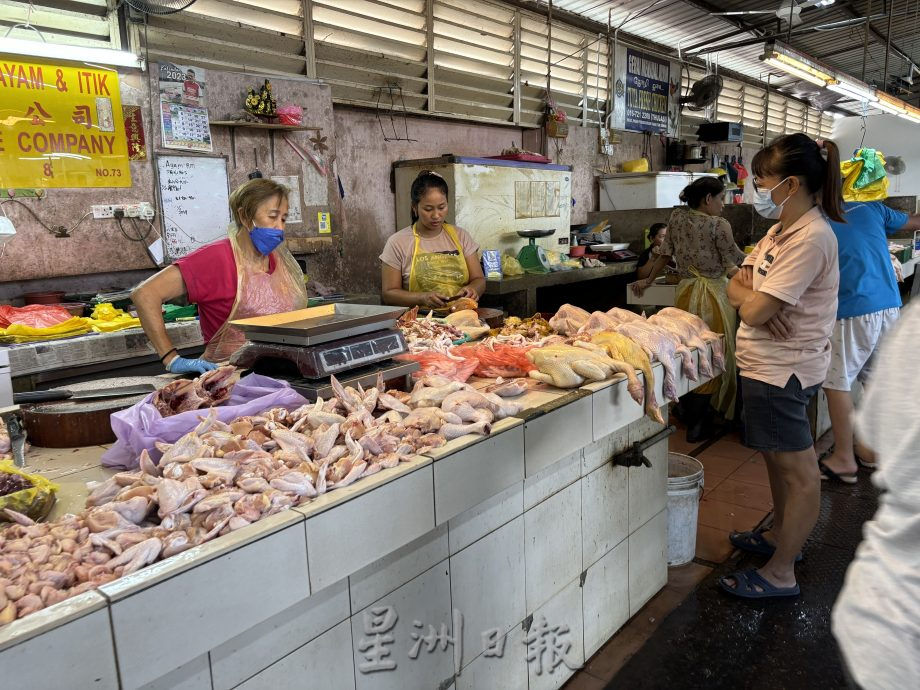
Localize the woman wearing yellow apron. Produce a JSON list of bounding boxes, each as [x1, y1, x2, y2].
[[133, 178, 308, 373], [380, 171, 485, 308], [632, 177, 746, 441]]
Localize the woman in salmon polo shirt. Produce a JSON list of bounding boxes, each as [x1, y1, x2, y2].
[[133, 178, 308, 373], [723, 133, 844, 599]]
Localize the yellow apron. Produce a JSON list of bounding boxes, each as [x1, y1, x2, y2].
[[407, 223, 469, 296], [203, 226, 309, 362], [675, 267, 738, 419]]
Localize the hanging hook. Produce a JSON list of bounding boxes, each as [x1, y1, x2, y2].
[[4, 1, 46, 41]]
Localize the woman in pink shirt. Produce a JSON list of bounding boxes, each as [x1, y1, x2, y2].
[[723, 133, 844, 599], [132, 179, 308, 373]]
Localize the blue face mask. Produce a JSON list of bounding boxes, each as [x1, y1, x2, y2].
[[752, 177, 792, 220], [249, 226, 284, 255]]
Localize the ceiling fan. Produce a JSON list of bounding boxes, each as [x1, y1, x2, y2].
[[711, 0, 836, 27]]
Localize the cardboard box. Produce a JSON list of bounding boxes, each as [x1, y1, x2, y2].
[[626, 281, 677, 307]]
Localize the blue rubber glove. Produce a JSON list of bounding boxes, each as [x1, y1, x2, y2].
[[166, 355, 219, 375]]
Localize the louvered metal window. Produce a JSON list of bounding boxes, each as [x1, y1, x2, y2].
[[9, 1, 833, 134], [432, 0, 514, 123], [313, 0, 428, 112], [0, 0, 117, 49], [143, 0, 307, 75], [680, 66, 823, 146]]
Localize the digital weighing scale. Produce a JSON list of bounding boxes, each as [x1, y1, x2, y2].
[[516, 228, 555, 274], [229, 304, 419, 400]]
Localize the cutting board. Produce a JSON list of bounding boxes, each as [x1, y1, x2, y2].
[[20, 376, 172, 448]]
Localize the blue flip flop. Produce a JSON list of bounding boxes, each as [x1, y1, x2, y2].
[[719, 569, 800, 599], [729, 530, 803, 562]]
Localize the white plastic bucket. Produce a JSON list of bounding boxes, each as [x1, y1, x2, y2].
[[667, 452, 705, 567]]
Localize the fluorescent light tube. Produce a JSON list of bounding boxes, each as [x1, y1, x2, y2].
[[876, 92, 909, 114], [827, 81, 877, 102], [898, 112, 920, 123], [875, 100, 904, 115], [764, 57, 828, 86], [0, 36, 143, 69]]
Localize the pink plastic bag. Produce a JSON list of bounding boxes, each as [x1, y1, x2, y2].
[[276, 103, 303, 126], [101, 373, 309, 469]]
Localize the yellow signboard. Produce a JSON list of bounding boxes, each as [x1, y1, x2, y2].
[[0, 56, 131, 188]]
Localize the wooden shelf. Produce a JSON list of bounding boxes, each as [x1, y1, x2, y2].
[[210, 120, 322, 131]]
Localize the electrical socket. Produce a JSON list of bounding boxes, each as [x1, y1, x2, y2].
[[91, 204, 119, 219], [125, 202, 155, 220], [91, 202, 155, 220]]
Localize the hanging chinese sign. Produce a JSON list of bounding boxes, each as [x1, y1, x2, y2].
[[123, 105, 147, 161], [0, 56, 131, 188]]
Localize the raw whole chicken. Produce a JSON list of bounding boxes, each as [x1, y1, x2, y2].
[[614, 322, 684, 402], [648, 314, 715, 379], [621, 321, 697, 382], [548, 304, 590, 336], [653, 308, 725, 374], [444, 310, 489, 340], [584, 331, 663, 424], [605, 307, 646, 324], [577, 311, 621, 336], [527, 344, 633, 389]]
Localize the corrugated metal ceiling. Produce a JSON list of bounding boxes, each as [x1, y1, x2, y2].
[[535, 0, 920, 106]]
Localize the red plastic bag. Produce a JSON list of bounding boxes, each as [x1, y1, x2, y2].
[[395, 351, 480, 382], [453, 343, 536, 379], [0, 304, 73, 329], [276, 103, 303, 126]]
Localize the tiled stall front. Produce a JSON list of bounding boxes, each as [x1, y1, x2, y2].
[[0, 347, 713, 690]]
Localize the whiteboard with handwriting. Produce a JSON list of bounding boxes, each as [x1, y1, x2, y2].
[[156, 155, 231, 260]]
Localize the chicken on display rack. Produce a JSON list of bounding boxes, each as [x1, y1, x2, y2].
[[605, 307, 646, 324], [648, 314, 715, 379], [580, 331, 663, 423], [549, 304, 591, 336], [527, 344, 634, 389], [577, 311, 621, 336], [653, 307, 725, 374], [613, 322, 685, 402]]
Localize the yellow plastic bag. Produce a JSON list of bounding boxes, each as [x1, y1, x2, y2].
[[502, 254, 525, 276], [86, 302, 142, 332], [0, 463, 58, 522], [675, 271, 737, 419], [841, 151, 889, 202], [0, 317, 91, 343]]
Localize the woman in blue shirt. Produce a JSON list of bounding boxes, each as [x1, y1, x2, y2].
[[820, 201, 920, 483]]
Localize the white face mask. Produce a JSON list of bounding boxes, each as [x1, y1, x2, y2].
[[752, 177, 792, 219]]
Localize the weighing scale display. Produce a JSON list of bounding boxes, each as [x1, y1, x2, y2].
[[320, 333, 403, 373]]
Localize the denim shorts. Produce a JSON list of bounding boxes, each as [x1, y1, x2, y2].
[[740, 374, 820, 452]]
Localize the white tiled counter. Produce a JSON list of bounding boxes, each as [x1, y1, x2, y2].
[[0, 345, 715, 690]]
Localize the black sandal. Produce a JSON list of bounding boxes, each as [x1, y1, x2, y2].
[[819, 460, 858, 485]]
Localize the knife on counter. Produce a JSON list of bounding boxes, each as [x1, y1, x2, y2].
[[13, 384, 156, 405]]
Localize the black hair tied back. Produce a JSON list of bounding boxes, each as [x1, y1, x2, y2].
[[678, 177, 725, 209], [409, 170, 450, 223], [751, 133, 845, 222]]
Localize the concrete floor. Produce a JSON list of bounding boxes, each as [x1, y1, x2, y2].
[[564, 426, 875, 689]]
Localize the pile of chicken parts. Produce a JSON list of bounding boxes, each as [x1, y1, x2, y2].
[[152, 366, 240, 417], [0, 373, 524, 626]]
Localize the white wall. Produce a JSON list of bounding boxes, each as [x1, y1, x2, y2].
[[833, 114, 920, 196]]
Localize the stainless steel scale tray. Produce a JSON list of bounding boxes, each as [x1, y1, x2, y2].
[[230, 304, 406, 346]]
